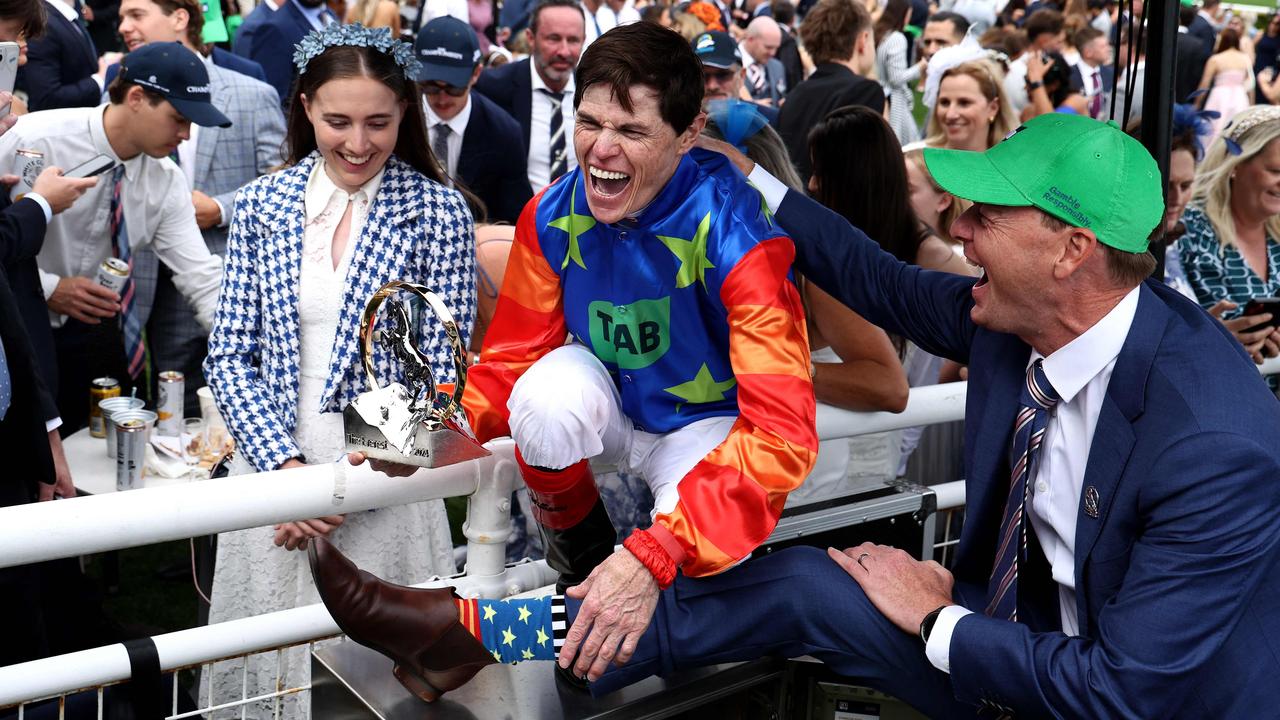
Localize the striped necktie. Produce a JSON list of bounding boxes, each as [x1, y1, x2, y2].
[[432, 122, 452, 180], [986, 359, 1059, 622], [110, 165, 147, 379], [540, 88, 567, 183]]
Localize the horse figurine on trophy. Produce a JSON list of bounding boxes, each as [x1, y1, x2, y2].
[[343, 281, 489, 468]]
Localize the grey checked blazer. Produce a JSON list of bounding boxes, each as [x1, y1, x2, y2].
[[203, 154, 477, 472], [133, 62, 286, 324]]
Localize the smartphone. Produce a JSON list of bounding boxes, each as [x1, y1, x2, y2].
[[64, 154, 117, 179], [1243, 297, 1280, 332], [0, 42, 19, 118]]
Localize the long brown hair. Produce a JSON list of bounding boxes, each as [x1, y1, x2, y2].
[[285, 44, 445, 185]]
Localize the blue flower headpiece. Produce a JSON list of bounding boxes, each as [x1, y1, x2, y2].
[[1171, 98, 1216, 160], [293, 23, 420, 79]]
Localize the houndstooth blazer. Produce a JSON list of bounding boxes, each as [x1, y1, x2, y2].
[[203, 153, 476, 472]]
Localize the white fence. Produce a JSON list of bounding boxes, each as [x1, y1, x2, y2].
[[0, 356, 1276, 714]]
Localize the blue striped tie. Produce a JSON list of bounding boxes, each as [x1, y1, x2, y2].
[[986, 359, 1059, 622], [110, 165, 146, 379]]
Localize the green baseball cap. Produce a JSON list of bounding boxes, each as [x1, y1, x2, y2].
[[923, 114, 1164, 253], [202, 0, 229, 44]]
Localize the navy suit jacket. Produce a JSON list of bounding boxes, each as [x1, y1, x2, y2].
[[232, 1, 274, 58], [0, 196, 56, 508], [211, 46, 268, 84], [0, 196, 56, 420], [778, 188, 1280, 718], [457, 91, 531, 224], [15, 6, 100, 111], [474, 58, 533, 151], [235, 0, 314, 106]]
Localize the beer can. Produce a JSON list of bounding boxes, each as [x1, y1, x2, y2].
[[89, 377, 121, 438], [100, 396, 145, 459], [113, 409, 156, 491], [12, 148, 42, 201], [157, 370, 184, 436], [96, 258, 130, 295]]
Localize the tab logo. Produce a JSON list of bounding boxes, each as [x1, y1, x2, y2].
[[587, 297, 671, 370]]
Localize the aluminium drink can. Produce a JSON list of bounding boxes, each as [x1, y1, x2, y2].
[[96, 258, 130, 295], [157, 370, 184, 436], [113, 409, 156, 491], [89, 377, 121, 438], [12, 148, 42, 201]]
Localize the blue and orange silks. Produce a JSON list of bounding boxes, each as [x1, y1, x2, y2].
[[463, 148, 818, 580]]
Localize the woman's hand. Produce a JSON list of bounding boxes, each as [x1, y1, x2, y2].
[[1208, 299, 1279, 363], [273, 516, 345, 551], [346, 451, 418, 478]]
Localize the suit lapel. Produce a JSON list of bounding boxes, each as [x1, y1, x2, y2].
[[1073, 282, 1164, 633], [958, 335, 1031, 582], [517, 61, 533, 150], [194, 67, 226, 187], [320, 157, 426, 407]]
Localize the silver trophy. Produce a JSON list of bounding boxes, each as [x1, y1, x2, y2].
[[343, 281, 490, 468]]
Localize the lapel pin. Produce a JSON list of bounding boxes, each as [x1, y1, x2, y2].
[[1084, 486, 1100, 519]]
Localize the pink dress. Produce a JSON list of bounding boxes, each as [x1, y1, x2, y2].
[[1205, 68, 1251, 144]]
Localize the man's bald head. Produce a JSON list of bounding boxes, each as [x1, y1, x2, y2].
[[743, 16, 781, 63]]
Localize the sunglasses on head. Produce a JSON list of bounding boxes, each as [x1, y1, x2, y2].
[[421, 82, 467, 97]]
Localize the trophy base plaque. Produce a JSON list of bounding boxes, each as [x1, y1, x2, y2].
[[344, 385, 490, 469]]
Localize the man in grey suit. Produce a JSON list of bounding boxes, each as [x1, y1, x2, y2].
[[123, 0, 286, 408], [739, 16, 787, 105]]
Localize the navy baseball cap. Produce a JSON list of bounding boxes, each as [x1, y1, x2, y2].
[[119, 42, 231, 127], [413, 17, 481, 87], [692, 31, 741, 69]]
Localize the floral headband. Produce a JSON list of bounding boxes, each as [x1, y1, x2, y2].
[[293, 23, 421, 79], [1221, 105, 1280, 156]]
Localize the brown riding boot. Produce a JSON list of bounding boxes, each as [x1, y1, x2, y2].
[[307, 538, 496, 702]]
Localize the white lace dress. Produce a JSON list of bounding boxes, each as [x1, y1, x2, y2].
[[202, 163, 456, 719]]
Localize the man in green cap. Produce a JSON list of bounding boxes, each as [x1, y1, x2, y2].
[[548, 114, 1280, 718]]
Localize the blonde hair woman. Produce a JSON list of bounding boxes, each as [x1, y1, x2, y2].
[[345, 0, 401, 34], [1178, 105, 1280, 365], [921, 59, 1018, 151]]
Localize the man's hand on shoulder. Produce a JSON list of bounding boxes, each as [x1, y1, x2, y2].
[[830, 543, 955, 635], [559, 548, 660, 682]]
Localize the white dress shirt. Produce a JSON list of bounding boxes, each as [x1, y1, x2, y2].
[[423, 94, 471, 180], [743, 163, 1142, 673], [595, 0, 639, 33], [302, 159, 384, 273], [0, 105, 223, 329], [528, 61, 578, 193], [421, 0, 469, 24]]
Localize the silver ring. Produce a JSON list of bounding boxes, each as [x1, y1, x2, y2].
[[856, 552, 871, 571]]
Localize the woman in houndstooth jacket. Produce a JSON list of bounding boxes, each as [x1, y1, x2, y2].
[[201, 28, 476, 718]]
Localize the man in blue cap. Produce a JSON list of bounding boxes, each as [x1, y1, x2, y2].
[[691, 30, 778, 127], [416, 16, 530, 224], [0, 41, 228, 428]]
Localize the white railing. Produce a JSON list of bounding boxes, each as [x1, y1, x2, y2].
[[2, 356, 1277, 713]]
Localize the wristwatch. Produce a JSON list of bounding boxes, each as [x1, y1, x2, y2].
[[919, 605, 948, 644], [1026, 80, 1044, 91]]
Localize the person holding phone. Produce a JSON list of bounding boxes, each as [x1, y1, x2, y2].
[[1178, 105, 1280, 368]]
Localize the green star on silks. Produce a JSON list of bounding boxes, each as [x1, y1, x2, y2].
[[547, 181, 595, 271], [657, 212, 715, 289], [664, 363, 737, 412]]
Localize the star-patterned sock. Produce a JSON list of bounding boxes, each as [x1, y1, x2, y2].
[[452, 596, 568, 663]]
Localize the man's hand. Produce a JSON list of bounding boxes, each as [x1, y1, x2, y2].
[[829, 544, 954, 635], [559, 549, 660, 682], [0, 91, 19, 136], [191, 190, 222, 230], [38, 429, 77, 501], [694, 135, 756, 177], [346, 451, 418, 478], [31, 167, 98, 214], [47, 276, 119, 323], [82, 3, 94, 20]]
